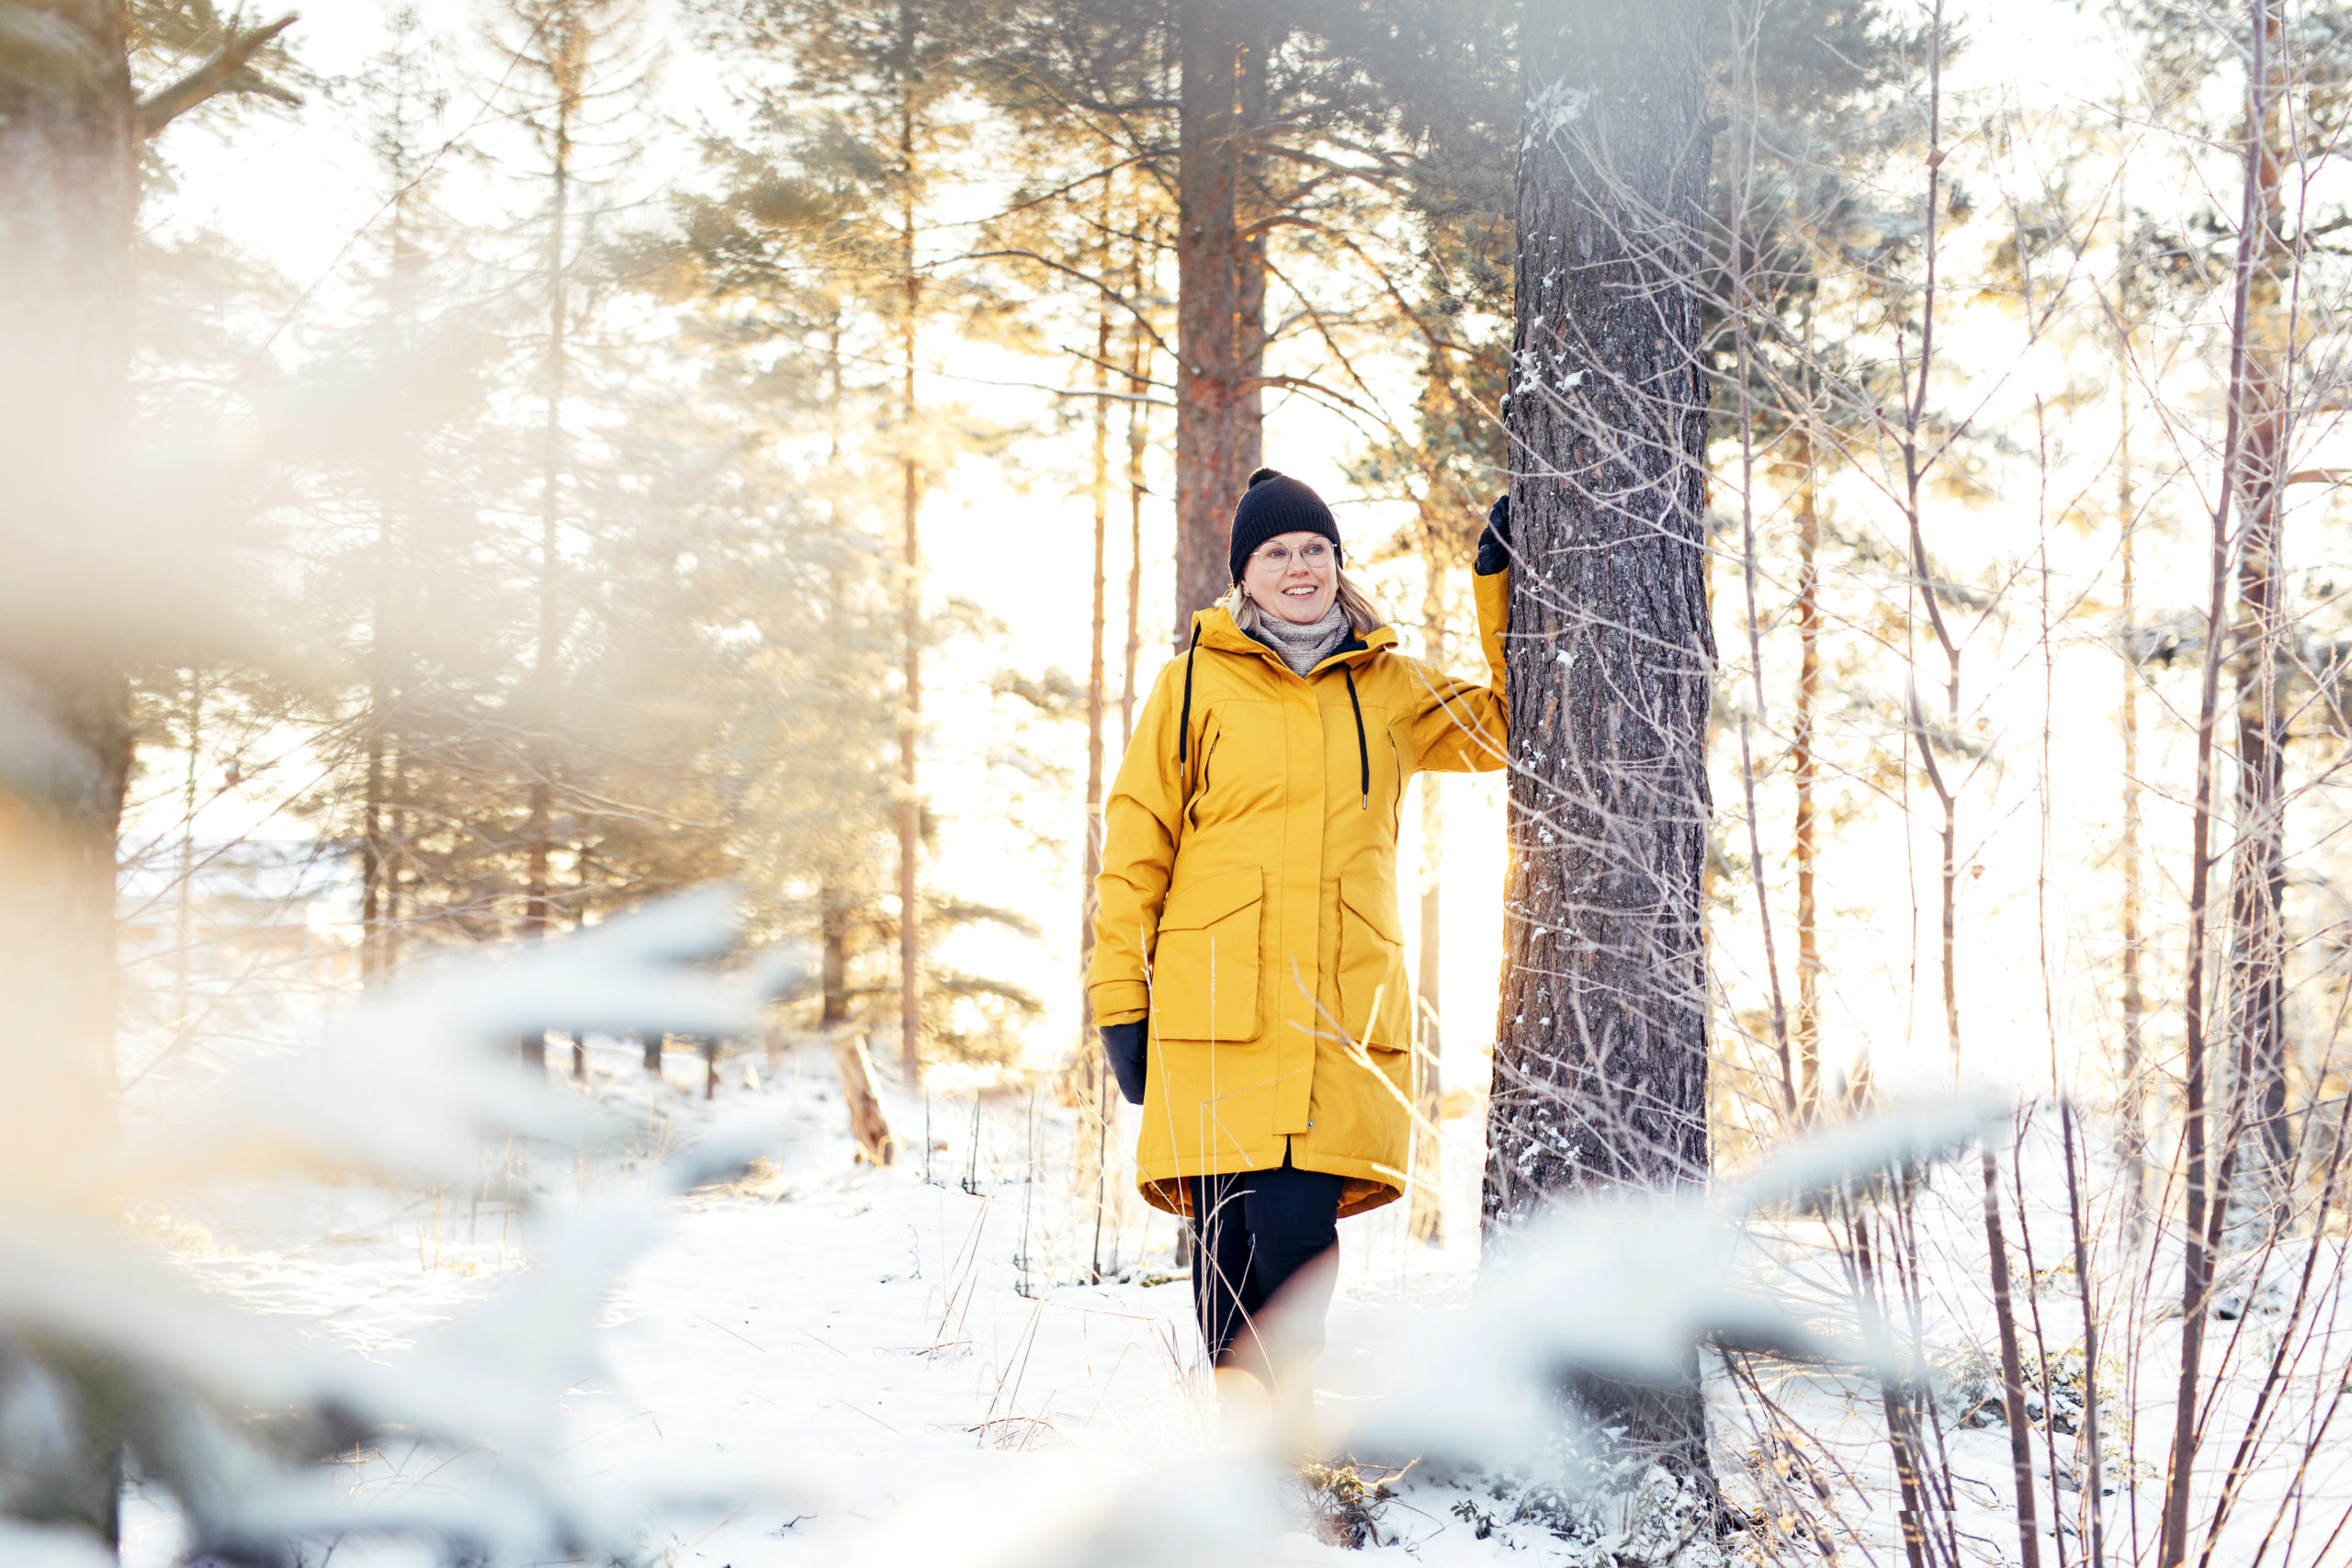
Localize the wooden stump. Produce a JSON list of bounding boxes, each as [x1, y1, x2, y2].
[[830, 1029, 897, 1166]]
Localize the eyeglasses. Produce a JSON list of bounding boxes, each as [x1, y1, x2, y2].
[[1249, 541, 1333, 571]]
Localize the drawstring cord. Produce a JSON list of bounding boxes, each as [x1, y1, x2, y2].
[[1342, 667, 1369, 810], [1182, 619, 1368, 811], [1176, 623, 1202, 790]]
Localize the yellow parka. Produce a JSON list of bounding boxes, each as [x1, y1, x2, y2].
[[1087, 570, 1510, 1218]]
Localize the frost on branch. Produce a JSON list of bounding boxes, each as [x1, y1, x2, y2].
[[0, 889, 802, 1564]]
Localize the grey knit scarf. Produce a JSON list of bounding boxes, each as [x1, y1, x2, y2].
[[1249, 601, 1351, 676]]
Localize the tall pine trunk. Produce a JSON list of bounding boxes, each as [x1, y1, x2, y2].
[[1409, 525, 1447, 1247], [895, 85, 925, 1085], [1172, 0, 1265, 626], [1120, 257, 1151, 742], [0, 0, 138, 1168], [0, 0, 142, 1540], [1790, 429, 1822, 1116], [2117, 223, 2148, 1238], [1077, 263, 1114, 1263], [2157, 6, 2279, 1557], [520, 7, 580, 1074], [362, 130, 427, 990], [1481, 0, 1716, 1488], [2225, 0, 2294, 1233]]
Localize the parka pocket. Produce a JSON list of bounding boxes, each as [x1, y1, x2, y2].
[[1151, 867, 1263, 1043], [1337, 879, 1411, 1052]]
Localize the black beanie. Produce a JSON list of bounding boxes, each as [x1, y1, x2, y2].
[[1227, 468, 1341, 584]]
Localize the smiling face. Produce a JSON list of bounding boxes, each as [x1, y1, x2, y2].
[[1241, 530, 1340, 626]]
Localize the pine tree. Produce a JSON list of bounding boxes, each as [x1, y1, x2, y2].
[[664, 0, 1058, 1067], [277, 7, 503, 986], [0, 0, 296, 1541], [695, 0, 1015, 1078], [1706, 0, 1928, 1118], [982, 1, 1523, 626], [481, 0, 658, 1066], [1482, 0, 1719, 1497]]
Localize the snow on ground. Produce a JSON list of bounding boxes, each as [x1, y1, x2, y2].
[[126, 1038, 1521, 1565], [119, 1037, 2352, 1566]]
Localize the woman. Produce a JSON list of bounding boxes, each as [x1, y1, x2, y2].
[[1088, 467, 1510, 1406]]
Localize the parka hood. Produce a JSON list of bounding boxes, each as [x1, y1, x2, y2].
[[1189, 604, 1399, 673]]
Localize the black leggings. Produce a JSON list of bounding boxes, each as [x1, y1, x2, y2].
[[1187, 1152, 1344, 1380]]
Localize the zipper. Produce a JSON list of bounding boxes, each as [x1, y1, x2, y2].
[[1186, 728, 1220, 829]]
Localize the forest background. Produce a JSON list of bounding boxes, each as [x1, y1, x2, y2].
[[130, 0, 2312, 1108], [0, 0, 2348, 1560]]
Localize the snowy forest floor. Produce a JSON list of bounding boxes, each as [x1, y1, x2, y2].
[[112, 1037, 2352, 1567]]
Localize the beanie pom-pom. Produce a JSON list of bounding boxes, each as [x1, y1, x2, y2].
[[1247, 467, 1281, 489]]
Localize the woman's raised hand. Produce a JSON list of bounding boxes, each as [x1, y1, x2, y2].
[[1476, 493, 1512, 576]]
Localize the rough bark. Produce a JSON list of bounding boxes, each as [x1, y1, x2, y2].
[[519, 3, 580, 1073], [1119, 173, 1152, 745], [1409, 530, 1448, 1247], [1481, 0, 1716, 1488], [2118, 220, 2147, 1236], [1120, 305, 1149, 743], [0, 0, 138, 1164], [820, 876, 853, 1027], [1981, 1149, 2042, 1568], [0, 0, 142, 1541], [2224, 0, 2294, 1233], [895, 77, 925, 1084], [831, 1028, 897, 1165], [2157, 6, 2277, 1558], [1790, 434, 1822, 1117], [1076, 278, 1114, 1249], [1172, 0, 1265, 627]]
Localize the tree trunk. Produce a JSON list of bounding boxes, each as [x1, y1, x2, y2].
[[175, 670, 204, 1040], [1790, 433, 1822, 1117], [2117, 188, 2147, 1238], [1172, 0, 1265, 628], [1077, 271, 1114, 1252], [820, 876, 853, 1027], [2225, 0, 2294, 1234], [526, 60, 572, 943], [363, 163, 426, 991], [1481, 0, 1716, 1489], [519, 10, 578, 1074], [2156, 7, 2280, 1559], [831, 1029, 897, 1165], [1120, 245, 1150, 744], [895, 80, 925, 1085], [0, 0, 139, 1173], [1408, 532, 1447, 1247], [0, 0, 141, 1541], [1982, 1149, 2043, 1568]]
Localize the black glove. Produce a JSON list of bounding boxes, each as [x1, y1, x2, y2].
[[1100, 1021, 1148, 1106], [1476, 492, 1512, 576]]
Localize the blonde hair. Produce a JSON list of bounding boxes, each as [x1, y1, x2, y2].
[[1222, 570, 1385, 637]]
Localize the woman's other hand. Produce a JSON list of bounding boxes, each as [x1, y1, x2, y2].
[[1476, 493, 1511, 576], [1100, 1021, 1148, 1105]]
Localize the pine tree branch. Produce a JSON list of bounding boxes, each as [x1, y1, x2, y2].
[[135, 12, 299, 141]]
